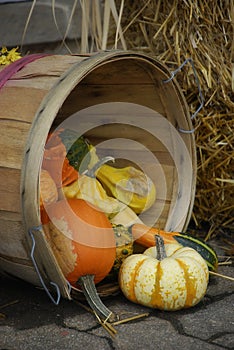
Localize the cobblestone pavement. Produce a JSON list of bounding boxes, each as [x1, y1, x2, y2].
[[0, 265, 233, 350]]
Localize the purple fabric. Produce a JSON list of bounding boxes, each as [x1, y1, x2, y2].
[[0, 53, 49, 90]]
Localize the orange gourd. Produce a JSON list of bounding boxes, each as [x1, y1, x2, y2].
[[44, 198, 116, 286], [42, 130, 78, 188], [131, 223, 177, 247]]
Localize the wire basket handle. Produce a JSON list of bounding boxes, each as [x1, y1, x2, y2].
[[163, 58, 204, 133]]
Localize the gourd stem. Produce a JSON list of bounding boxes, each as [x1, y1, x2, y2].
[[78, 275, 116, 322], [155, 234, 167, 260], [84, 156, 114, 178]]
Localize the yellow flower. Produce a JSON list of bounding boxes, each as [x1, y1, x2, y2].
[[0, 46, 22, 65], [7, 47, 22, 63], [1, 46, 8, 54], [0, 55, 8, 65]]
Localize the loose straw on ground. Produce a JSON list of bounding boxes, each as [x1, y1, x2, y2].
[[210, 271, 234, 282]]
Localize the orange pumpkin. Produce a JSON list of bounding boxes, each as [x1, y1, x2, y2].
[[44, 198, 116, 286]]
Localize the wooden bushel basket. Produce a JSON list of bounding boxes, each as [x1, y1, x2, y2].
[[0, 51, 201, 302]]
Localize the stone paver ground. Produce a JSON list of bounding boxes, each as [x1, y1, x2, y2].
[[0, 265, 233, 350]]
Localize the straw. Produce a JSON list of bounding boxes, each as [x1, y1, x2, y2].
[[105, 0, 234, 238], [209, 271, 234, 282], [20, 0, 37, 51]]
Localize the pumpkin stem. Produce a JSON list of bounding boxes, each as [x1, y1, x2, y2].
[[83, 156, 115, 178], [78, 274, 116, 322], [155, 234, 167, 260]]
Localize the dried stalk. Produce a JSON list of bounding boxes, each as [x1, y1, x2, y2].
[[209, 271, 234, 281]]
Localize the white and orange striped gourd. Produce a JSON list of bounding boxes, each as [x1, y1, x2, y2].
[[119, 235, 209, 311]]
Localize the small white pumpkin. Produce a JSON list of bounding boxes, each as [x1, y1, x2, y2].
[[119, 235, 209, 311]]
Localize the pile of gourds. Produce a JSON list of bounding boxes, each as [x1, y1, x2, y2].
[[40, 129, 218, 317]]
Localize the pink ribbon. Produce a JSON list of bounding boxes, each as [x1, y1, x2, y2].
[[0, 53, 50, 90]]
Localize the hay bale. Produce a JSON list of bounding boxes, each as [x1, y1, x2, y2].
[[109, 0, 234, 237]]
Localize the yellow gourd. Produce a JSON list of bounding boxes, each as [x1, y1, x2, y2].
[[63, 157, 126, 218], [40, 169, 58, 208], [96, 163, 156, 214], [110, 205, 143, 227]]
